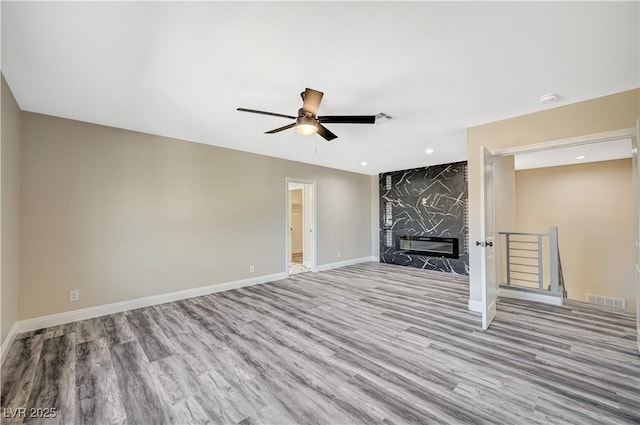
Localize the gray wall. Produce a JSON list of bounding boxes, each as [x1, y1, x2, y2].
[[19, 112, 373, 320], [1, 75, 21, 344]]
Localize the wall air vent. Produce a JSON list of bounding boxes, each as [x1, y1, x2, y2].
[[586, 293, 626, 310]]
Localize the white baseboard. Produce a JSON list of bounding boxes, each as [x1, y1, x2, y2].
[[498, 288, 563, 306], [4, 258, 379, 346], [1, 322, 18, 366], [468, 299, 483, 313], [13, 272, 288, 335], [317, 256, 378, 272]]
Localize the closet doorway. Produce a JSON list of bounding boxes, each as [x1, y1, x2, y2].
[[286, 179, 316, 275]]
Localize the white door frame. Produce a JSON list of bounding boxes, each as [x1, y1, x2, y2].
[[634, 120, 639, 354], [285, 178, 317, 274], [491, 128, 635, 157]]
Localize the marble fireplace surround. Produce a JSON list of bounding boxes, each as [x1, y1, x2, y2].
[[379, 161, 469, 274]]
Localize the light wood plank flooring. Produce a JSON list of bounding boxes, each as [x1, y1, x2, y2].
[[2, 262, 639, 424]]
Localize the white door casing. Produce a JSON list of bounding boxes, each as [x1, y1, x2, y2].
[[479, 146, 498, 330], [634, 119, 639, 354]]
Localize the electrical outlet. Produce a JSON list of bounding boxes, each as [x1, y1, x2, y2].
[[249, 265, 255, 273], [337, 251, 342, 258], [69, 290, 80, 302]]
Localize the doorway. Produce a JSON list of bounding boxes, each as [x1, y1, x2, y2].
[[286, 179, 316, 275], [511, 140, 634, 306], [479, 127, 638, 331]]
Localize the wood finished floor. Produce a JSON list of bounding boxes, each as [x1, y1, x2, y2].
[[2, 262, 639, 424]]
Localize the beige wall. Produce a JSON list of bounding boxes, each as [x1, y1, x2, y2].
[[467, 88, 640, 304], [19, 112, 372, 320], [516, 159, 635, 310], [1, 75, 22, 344], [290, 188, 302, 204], [290, 189, 303, 254]]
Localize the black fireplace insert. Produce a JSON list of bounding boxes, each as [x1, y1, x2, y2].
[[397, 235, 459, 258]]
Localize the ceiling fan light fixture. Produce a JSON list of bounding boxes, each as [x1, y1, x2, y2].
[[295, 115, 318, 135], [238, 88, 376, 140], [296, 124, 318, 135]]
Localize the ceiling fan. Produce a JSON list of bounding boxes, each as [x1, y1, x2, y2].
[[237, 88, 376, 141]]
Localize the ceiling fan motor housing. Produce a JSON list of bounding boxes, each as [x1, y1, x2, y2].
[[297, 107, 318, 131], [296, 114, 317, 126], [298, 108, 315, 119]]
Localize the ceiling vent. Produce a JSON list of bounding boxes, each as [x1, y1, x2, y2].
[[375, 112, 393, 124]]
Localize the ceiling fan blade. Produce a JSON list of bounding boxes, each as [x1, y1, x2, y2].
[[265, 123, 296, 134], [302, 88, 324, 116], [318, 115, 376, 124], [317, 124, 338, 141], [237, 108, 296, 120]]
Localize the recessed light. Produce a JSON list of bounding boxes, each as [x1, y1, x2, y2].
[[360, 161, 367, 166], [425, 148, 434, 154], [575, 155, 587, 160], [539, 93, 560, 104]]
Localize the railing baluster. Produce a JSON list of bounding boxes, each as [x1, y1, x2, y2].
[[537, 234, 543, 290], [506, 234, 511, 286], [549, 226, 559, 294]]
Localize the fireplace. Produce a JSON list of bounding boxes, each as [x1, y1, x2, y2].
[[397, 235, 459, 259]]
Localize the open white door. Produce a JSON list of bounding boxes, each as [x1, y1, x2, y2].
[[479, 146, 497, 330], [634, 120, 639, 354]]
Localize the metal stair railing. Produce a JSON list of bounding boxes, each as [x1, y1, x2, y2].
[[557, 240, 567, 298], [499, 226, 565, 297]]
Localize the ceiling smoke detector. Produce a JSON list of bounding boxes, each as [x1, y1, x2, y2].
[[539, 93, 560, 104]]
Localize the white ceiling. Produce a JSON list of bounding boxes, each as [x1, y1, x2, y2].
[[2, 2, 638, 175], [514, 138, 633, 170]]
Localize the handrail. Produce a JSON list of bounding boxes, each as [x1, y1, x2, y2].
[[557, 241, 567, 298], [498, 231, 547, 237]]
